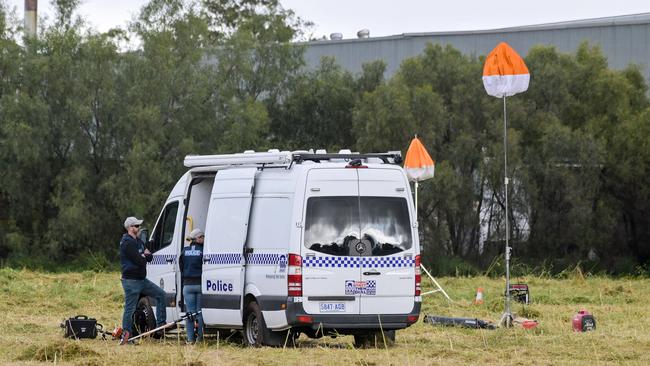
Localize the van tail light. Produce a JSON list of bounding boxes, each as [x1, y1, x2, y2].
[[288, 253, 302, 296], [296, 315, 313, 324], [415, 255, 421, 296]]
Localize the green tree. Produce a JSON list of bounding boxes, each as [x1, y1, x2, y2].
[[270, 57, 356, 150], [0, 2, 24, 258], [602, 104, 650, 265]]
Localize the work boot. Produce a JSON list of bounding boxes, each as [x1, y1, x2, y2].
[[119, 331, 130, 345]]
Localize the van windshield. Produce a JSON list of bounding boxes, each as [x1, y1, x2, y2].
[[304, 196, 412, 256]]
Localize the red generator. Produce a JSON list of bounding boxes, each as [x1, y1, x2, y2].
[[572, 310, 596, 332]]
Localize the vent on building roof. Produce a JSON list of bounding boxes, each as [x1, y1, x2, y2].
[[330, 32, 343, 40], [357, 29, 370, 38]]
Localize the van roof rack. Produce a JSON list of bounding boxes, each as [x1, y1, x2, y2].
[[184, 151, 402, 168], [292, 152, 402, 164]]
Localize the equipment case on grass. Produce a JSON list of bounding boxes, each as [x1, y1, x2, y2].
[[62, 315, 98, 339]]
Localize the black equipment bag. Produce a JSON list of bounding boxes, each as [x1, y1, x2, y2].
[[62, 315, 99, 339], [424, 315, 496, 329]]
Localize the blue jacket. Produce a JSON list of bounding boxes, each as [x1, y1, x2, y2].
[[180, 242, 203, 285], [119, 234, 152, 280]]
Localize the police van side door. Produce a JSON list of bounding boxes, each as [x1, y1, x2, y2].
[[202, 168, 257, 327]]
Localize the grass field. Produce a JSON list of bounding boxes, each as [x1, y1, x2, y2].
[[1, 268, 649, 365]]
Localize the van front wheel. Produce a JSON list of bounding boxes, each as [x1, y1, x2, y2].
[[133, 297, 156, 337], [245, 301, 271, 346]]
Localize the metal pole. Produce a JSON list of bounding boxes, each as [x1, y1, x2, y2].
[[499, 96, 513, 327], [415, 181, 419, 219], [420, 264, 452, 301]]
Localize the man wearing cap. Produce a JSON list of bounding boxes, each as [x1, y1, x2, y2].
[[179, 228, 205, 343], [119, 216, 167, 345]]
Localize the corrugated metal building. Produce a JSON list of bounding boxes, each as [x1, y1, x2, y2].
[[302, 13, 650, 82]]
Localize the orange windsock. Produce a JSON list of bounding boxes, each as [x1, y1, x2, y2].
[[482, 42, 530, 98], [404, 137, 435, 182]]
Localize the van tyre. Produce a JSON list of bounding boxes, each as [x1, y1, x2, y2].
[[133, 297, 156, 337], [243, 301, 288, 347], [354, 330, 396, 348]]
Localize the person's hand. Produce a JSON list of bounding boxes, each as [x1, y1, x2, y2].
[[144, 248, 151, 255]]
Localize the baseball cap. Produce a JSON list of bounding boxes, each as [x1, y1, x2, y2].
[[189, 228, 204, 239], [124, 216, 143, 229]]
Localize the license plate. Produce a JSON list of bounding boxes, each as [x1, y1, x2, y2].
[[319, 302, 346, 312]]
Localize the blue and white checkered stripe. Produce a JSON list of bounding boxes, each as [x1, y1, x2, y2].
[[151, 253, 285, 266], [152, 253, 413, 267], [303, 256, 415, 268], [361, 257, 415, 268], [150, 254, 177, 265], [304, 256, 361, 268], [204, 253, 242, 265], [246, 253, 281, 265]]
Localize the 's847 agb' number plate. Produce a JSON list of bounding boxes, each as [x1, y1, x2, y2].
[[319, 302, 346, 312]]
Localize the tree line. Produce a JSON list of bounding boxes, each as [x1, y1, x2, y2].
[[0, 0, 648, 274]]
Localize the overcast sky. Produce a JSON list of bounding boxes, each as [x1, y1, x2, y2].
[[6, 0, 650, 39]]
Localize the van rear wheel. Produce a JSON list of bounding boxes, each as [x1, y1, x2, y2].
[[243, 301, 289, 347], [353, 330, 396, 348]]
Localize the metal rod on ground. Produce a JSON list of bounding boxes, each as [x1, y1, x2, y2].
[[128, 311, 200, 343], [499, 95, 513, 328], [420, 264, 452, 301]]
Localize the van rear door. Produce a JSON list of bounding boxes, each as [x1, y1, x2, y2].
[[201, 168, 257, 327], [357, 168, 416, 314], [301, 169, 361, 316]]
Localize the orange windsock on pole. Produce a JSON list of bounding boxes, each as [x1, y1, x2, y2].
[[482, 42, 529, 98], [404, 137, 435, 182], [482, 42, 530, 328]]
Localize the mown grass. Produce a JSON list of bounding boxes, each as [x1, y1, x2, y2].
[[1, 268, 649, 365]]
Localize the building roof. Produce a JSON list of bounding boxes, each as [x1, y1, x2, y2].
[[301, 12, 650, 83], [303, 12, 650, 45]]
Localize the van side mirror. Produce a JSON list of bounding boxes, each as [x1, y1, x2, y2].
[[139, 228, 149, 244]]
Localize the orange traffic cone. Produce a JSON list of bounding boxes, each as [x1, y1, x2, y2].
[[474, 288, 484, 304]]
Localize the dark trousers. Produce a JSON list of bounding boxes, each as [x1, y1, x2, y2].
[[121, 278, 167, 334]]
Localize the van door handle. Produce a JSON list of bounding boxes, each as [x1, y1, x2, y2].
[[203, 257, 211, 263], [166, 258, 174, 263], [363, 271, 381, 276]]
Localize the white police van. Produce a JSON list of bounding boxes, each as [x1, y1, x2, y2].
[[141, 150, 422, 346]]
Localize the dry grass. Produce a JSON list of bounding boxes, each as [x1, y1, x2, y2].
[[1, 267, 649, 365]]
